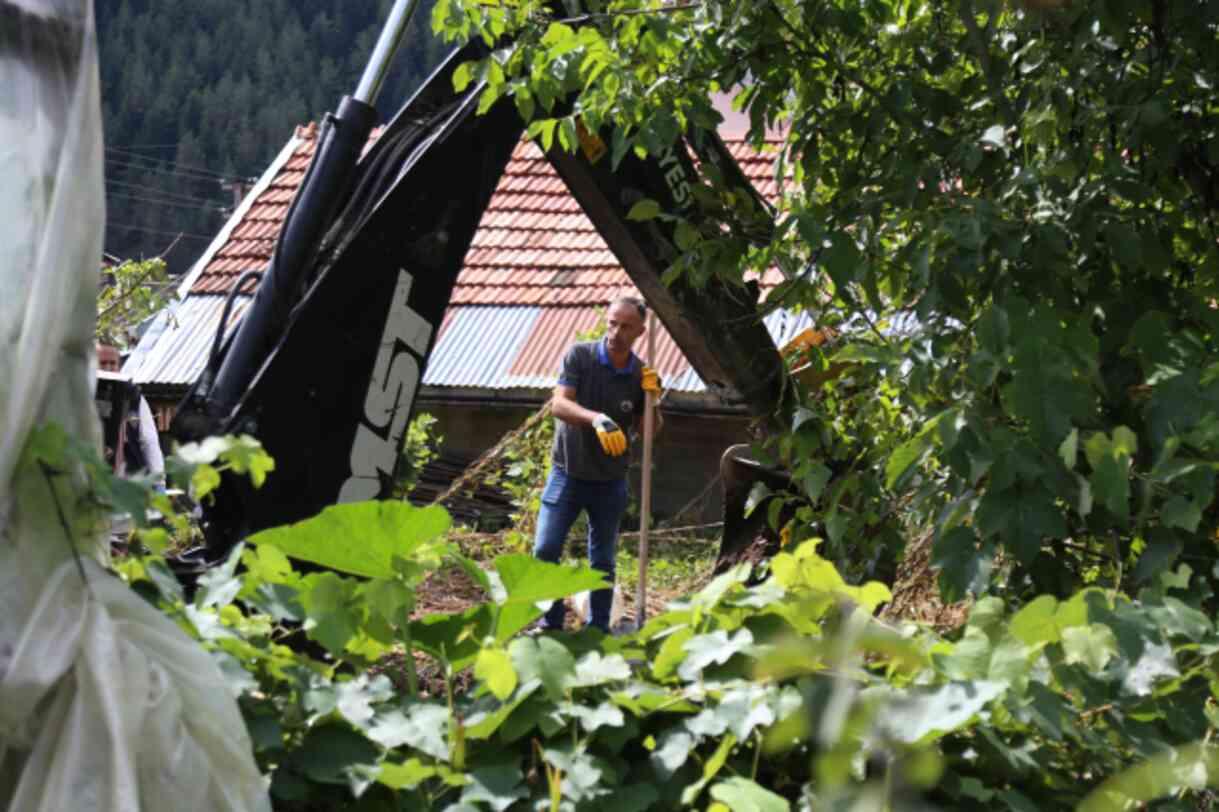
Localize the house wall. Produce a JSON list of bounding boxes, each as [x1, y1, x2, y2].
[[420, 399, 754, 529]]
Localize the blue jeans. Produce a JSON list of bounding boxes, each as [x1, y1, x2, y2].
[[532, 467, 628, 631]]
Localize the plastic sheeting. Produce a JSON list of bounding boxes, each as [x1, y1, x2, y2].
[[0, 3, 269, 810]]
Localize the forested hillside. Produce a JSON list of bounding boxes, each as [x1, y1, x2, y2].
[[97, 0, 444, 274]]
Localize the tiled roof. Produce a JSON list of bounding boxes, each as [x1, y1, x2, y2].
[[130, 122, 801, 404], [188, 128, 786, 304], [189, 123, 319, 295]]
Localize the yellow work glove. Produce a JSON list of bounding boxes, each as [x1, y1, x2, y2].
[[592, 413, 627, 456], [641, 365, 662, 395]]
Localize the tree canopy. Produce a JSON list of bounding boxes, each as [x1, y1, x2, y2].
[[438, 0, 1219, 599]]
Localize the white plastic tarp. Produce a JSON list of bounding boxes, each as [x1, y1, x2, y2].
[[0, 3, 269, 810]]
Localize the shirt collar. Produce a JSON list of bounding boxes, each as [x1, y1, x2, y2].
[[597, 338, 638, 376]]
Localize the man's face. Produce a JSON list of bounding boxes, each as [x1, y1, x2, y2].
[[605, 301, 646, 355]]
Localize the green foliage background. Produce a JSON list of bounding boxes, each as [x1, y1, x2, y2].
[[96, 0, 446, 272], [77, 0, 1219, 806]]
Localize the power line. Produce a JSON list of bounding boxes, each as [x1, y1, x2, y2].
[[105, 156, 233, 186], [105, 178, 226, 207], [108, 142, 187, 150], [105, 221, 215, 240], [106, 190, 227, 214], [106, 145, 243, 182]]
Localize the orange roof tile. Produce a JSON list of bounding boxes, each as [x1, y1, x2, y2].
[[190, 128, 785, 307]]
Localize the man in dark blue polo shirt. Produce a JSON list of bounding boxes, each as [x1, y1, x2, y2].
[[533, 296, 661, 632]]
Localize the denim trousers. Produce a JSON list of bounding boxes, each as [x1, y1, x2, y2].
[[532, 467, 628, 631]]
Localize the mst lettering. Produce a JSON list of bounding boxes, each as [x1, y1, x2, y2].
[[338, 269, 433, 503]]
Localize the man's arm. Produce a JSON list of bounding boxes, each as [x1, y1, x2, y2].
[[550, 385, 598, 426], [552, 384, 629, 456]]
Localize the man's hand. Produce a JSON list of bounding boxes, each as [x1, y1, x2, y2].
[[641, 365, 662, 394], [592, 413, 627, 456]]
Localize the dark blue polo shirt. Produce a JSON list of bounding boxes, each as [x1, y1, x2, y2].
[[552, 339, 644, 481]]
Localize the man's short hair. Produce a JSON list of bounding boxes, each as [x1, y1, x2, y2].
[[612, 296, 646, 320]]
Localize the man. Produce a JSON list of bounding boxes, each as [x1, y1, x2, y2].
[[533, 296, 662, 632], [97, 343, 165, 489]]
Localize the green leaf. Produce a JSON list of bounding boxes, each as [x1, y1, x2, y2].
[[1133, 533, 1182, 583], [377, 758, 437, 790], [192, 463, 221, 500], [562, 700, 625, 733], [709, 777, 791, 812], [1120, 641, 1180, 696], [287, 724, 380, 785], [509, 635, 575, 702], [680, 733, 737, 806], [542, 745, 604, 802], [298, 572, 360, 655], [932, 526, 992, 603], [1104, 221, 1143, 268], [1086, 433, 1131, 519], [792, 407, 818, 432], [368, 703, 451, 760], [569, 651, 632, 688], [195, 543, 243, 609], [801, 461, 833, 502], [626, 198, 661, 221], [459, 765, 528, 812], [493, 554, 608, 606], [651, 729, 695, 778], [1161, 495, 1202, 532], [885, 434, 930, 489], [475, 646, 518, 701], [248, 501, 451, 578], [453, 60, 477, 92], [1010, 595, 1060, 646], [365, 577, 414, 625], [821, 233, 864, 295], [678, 628, 754, 681], [674, 220, 700, 251], [1061, 624, 1118, 672], [466, 679, 539, 741], [335, 674, 394, 727], [687, 685, 776, 740], [743, 481, 772, 518], [652, 626, 694, 681], [980, 124, 1007, 149], [1059, 428, 1078, 469], [1149, 596, 1212, 642], [880, 681, 1005, 743]]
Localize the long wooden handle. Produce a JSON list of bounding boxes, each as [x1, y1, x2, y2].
[[636, 314, 656, 630]]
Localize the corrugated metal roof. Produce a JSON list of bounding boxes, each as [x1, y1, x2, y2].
[[124, 295, 249, 387], [421, 307, 541, 389], [422, 304, 815, 396]]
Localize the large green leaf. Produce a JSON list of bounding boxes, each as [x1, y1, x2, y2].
[[709, 777, 791, 812], [1061, 624, 1118, 673], [509, 635, 576, 702], [458, 765, 528, 812], [880, 681, 1006, 743], [475, 647, 518, 701], [932, 526, 992, 602], [492, 554, 609, 605], [1010, 595, 1060, 647], [249, 501, 451, 578], [367, 703, 451, 761]]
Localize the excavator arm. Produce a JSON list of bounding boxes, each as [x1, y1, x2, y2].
[[172, 1, 790, 556]]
